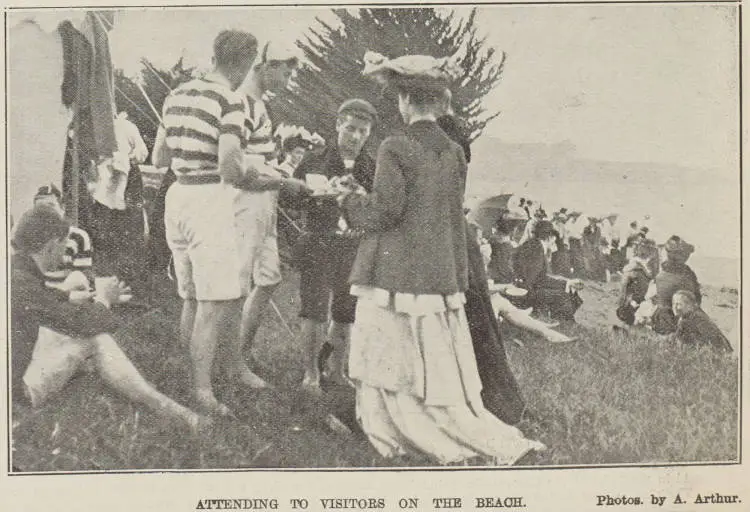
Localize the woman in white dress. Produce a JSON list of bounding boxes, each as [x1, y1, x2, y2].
[[338, 52, 545, 465]]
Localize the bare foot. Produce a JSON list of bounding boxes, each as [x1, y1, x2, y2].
[[187, 413, 215, 436], [544, 330, 576, 343], [195, 391, 235, 418], [301, 373, 323, 396]]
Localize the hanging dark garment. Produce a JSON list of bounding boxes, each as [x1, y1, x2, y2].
[[438, 114, 525, 424], [464, 225, 526, 425], [147, 168, 177, 275], [58, 17, 116, 223]]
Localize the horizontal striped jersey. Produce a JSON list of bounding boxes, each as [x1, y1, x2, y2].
[[162, 74, 247, 176], [44, 226, 93, 289], [244, 95, 276, 157]]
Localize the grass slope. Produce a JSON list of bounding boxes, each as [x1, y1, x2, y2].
[[10, 273, 739, 471]]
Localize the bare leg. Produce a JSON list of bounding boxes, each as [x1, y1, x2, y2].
[[230, 284, 279, 388], [327, 321, 353, 386], [492, 294, 575, 343], [179, 299, 197, 349], [301, 318, 325, 393], [191, 299, 240, 415], [91, 334, 208, 431]]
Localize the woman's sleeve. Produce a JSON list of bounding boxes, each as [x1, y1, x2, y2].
[[341, 138, 407, 232]]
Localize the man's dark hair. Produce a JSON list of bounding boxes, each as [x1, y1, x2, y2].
[[214, 30, 258, 69], [11, 206, 70, 253]]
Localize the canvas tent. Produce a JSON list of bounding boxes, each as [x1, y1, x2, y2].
[[8, 11, 117, 226]]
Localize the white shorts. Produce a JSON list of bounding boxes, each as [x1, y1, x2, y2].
[[23, 327, 96, 407], [165, 182, 242, 301], [233, 190, 282, 295]]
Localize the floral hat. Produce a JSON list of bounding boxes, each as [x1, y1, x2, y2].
[[274, 124, 325, 148], [362, 51, 462, 92]]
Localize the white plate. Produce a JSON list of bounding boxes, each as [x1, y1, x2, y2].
[[118, 294, 133, 303], [504, 286, 528, 297]]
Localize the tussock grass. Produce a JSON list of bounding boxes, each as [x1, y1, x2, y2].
[[11, 273, 739, 470]]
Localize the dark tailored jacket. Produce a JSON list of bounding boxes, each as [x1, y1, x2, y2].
[[676, 308, 733, 352], [343, 120, 469, 295], [511, 239, 567, 301], [292, 144, 376, 234], [10, 252, 122, 401]]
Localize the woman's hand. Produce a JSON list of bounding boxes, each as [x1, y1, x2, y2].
[[566, 278, 584, 293]]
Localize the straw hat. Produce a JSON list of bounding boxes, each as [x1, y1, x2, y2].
[[362, 51, 461, 93]]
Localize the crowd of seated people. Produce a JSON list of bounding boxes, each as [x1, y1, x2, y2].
[[477, 203, 732, 353]]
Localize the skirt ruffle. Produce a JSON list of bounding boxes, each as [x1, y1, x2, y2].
[[349, 285, 544, 464]]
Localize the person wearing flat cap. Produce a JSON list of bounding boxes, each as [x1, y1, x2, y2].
[[651, 235, 701, 334], [293, 98, 377, 392], [338, 52, 544, 465], [232, 40, 310, 389]]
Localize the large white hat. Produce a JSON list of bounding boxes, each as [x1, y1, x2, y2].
[[362, 51, 461, 92]]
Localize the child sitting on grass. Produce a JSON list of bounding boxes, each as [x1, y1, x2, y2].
[[672, 290, 733, 353]]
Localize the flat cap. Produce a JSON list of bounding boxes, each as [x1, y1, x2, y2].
[[338, 98, 378, 124]]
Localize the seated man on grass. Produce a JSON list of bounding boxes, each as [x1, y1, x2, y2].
[[672, 290, 733, 353], [512, 220, 584, 322], [10, 206, 209, 434]]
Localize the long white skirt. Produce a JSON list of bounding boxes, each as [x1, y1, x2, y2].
[[349, 285, 545, 465]]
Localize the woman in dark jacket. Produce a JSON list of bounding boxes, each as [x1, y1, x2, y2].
[[338, 52, 543, 465], [651, 236, 701, 334]]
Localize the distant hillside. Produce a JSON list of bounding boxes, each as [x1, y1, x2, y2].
[[467, 136, 740, 262]]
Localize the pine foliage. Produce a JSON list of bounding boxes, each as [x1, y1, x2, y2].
[[270, 8, 505, 148]]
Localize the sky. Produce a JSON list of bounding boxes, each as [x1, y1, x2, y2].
[[107, 5, 739, 172], [5, 5, 740, 266], [104, 5, 742, 263]]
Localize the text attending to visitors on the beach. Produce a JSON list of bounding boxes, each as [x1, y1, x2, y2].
[[193, 497, 525, 510], [194, 493, 744, 511]]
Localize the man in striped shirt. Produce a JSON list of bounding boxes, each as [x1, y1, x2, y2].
[[232, 42, 309, 388], [152, 30, 306, 415]]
